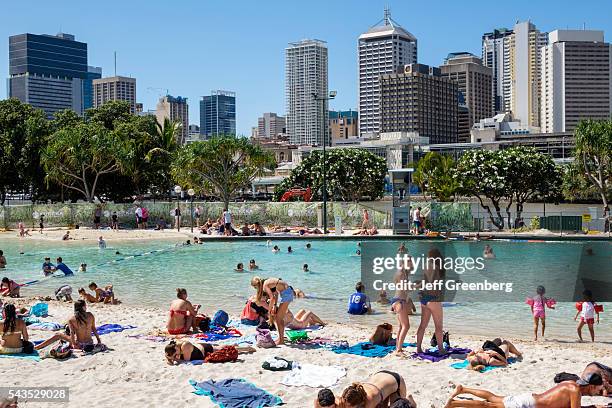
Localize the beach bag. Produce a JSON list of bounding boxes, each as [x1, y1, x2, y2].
[[369, 323, 393, 346], [285, 330, 308, 342], [31, 303, 48, 317], [50, 341, 72, 360], [204, 346, 238, 363], [212, 310, 229, 327], [241, 301, 260, 322], [22, 340, 34, 354], [430, 331, 450, 348], [256, 328, 276, 348], [196, 315, 211, 333]]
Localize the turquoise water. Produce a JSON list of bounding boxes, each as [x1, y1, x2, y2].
[[0, 237, 609, 341]]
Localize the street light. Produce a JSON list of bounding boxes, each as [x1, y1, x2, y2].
[[187, 188, 195, 233], [312, 90, 337, 234]]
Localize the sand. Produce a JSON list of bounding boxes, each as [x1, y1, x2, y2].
[[1, 298, 610, 408]]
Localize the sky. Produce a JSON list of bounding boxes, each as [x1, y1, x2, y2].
[[2, 0, 611, 136]]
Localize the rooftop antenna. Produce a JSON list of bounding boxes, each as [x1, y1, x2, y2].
[[114, 51, 117, 76], [383, 6, 391, 25]]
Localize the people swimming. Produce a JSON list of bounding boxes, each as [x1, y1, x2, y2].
[[466, 338, 523, 371], [164, 338, 255, 365], [348, 282, 371, 315], [98, 236, 107, 249], [302, 264, 309, 272], [306, 243, 312, 250], [287, 246, 293, 253], [483, 244, 495, 259], [35, 300, 105, 352], [89, 282, 116, 304], [167, 288, 201, 335], [248, 259, 258, 270], [251, 276, 294, 345], [444, 376, 604, 408], [79, 263, 87, 272], [526, 285, 556, 341], [315, 371, 413, 408], [42, 257, 55, 276], [55, 257, 74, 276], [235, 263, 244, 272], [0, 303, 31, 355], [575, 289, 601, 342], [272, 245, 280, 253]]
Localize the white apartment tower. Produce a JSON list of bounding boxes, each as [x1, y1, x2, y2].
[[285, 39, 329, 146], [482, 28, 513, 113], [541, 30, 611, 133], [358, 8, 417, 137]]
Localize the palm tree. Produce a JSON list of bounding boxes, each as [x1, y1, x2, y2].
[[146, 118, 182, 199]]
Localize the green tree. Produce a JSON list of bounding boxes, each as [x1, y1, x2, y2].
[[146, 117, 182, 198], [274, 148, 387, 202], [172, 136, 275, 208], [574, 119, 612, 208], [413, 152, 458, 201]]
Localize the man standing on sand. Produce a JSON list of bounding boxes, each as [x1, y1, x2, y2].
[[444, 374, 604, 408], [93, 206, 102, 229], [174, 205, 182, 231], [35, 300, 105, 352], [223, 208, 232, 236]]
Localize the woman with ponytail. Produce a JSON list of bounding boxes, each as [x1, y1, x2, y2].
[[0, 303, 30, 354], [250, 276, 294, 345]]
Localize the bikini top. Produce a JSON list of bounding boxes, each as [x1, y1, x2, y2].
[[264, 278, 283, 293]]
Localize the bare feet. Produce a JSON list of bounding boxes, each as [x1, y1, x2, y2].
[[445, 384, 464, 408]]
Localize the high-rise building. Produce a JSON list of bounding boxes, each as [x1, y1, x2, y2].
[[506, 21, 548, 127], [358, 8, 417, 137], [285, 39, 329, 146], [83, 66, 102, 111], [441, 52, 493, 143], [156, 95, 189, 144], [8, 32, 88, 117], [200, 90, 236, 138], [380, 64, 458, 144], [257, 113, 286, 139], [541, 30, 611, 133], [329, 110, 359, 143], [482, 28, 513, 113], [93, 76, 136, 113]]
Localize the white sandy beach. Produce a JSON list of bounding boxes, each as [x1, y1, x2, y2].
[[1, 298, 610, 408]]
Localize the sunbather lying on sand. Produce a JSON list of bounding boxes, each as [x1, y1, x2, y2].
[[283, 309, 325, 329], [315, 371, 414, 408], [164, 338, 255, 365], [555, 362, 612, 397], [466, 338, 522, 371], [444, 376, 604, 408]]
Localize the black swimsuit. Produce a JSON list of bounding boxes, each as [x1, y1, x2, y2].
[[365, 370, 402, 406], [186, 343, 213, 361]]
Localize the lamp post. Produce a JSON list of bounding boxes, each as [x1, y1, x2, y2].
[[311, 90, 337, 234], [188, 188, 195, 233], [174, 185, 182, 231]]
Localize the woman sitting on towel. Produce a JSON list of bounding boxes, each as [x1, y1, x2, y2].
[[283, 308, 325, 330], [167, 288, 201, 335], [164, 339, 255, 365], [0, 303, 31, 354], [467, 338, 523, 371], [315, 371, 415, 408]]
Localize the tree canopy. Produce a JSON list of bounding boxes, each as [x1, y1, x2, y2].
[[412, 152, 458, 202]]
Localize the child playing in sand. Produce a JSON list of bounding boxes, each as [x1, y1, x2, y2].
[[574, 289, 601, 342], [526, 285, 556, 341]]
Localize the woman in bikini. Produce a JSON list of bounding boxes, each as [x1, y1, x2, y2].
[[315, 371, 414, 408], [164, 339, 255, 365], [88, 282, 117, 304], [467, 338, 523, 371], [0, 303, 30, 354], [251, 276, 294, 345], [283, 308, 325, 330], [391, 256, 413, 355], [416, 247, 446, 355], [167, 288, 201, 335]]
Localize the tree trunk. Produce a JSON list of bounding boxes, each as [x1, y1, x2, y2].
[[504, 198, 513, 229], [492, 201, 505, 230], [476, 196, 504, 230]]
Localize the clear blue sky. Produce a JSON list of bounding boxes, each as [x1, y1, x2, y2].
[[2, 0, 611, 136]]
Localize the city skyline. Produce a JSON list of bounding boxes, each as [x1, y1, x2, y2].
[[2, 0, 611, 136]]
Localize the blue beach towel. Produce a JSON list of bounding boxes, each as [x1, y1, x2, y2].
[[0, 351, 41, 362], [331, 342, 416, 358], [451, 357, 517, 372], [190, 378, 282, 408], [96, 324, 136, 335], [28, 321, 63, 331]]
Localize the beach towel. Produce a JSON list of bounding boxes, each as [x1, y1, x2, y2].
[[96, 324, 137, 335], [0, 351, 40, 362], [411, 347, 472, 362], [281, 364, 346, 388], [28, 321, 63, 331], [331, 342, 416, 358], [189, 378, 282, 408], [451, 357, 517, 372]]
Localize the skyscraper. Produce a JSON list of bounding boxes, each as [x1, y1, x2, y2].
[[200, 90, 236, 138], [380, 64, 458, 144], [441, 52, 493, 143], [285, 39, 329, 146], [83, 66, 102, 111], [482, 28, 513, 113], [8, 32, 88, 117], [358, 8, 417, 137], [93, 76, 137, 113], [257, 113, 286, 139], [156, 95, 189, 144], [540, 30, 611, 133]]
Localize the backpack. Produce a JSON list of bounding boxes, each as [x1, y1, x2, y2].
[[430, 331, 451, 347], [256, 328, 276, 348], [204, 346, 238, 363], [212, 310, 229, 327]]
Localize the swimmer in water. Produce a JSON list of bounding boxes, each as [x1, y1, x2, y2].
[[356, 249, 361, 256], [235, 263, 244, 272], [303, 264, 309, 272], [398, 242, 406, 254], [483, 244, 495, 259], [266, 240, 271, 247], [249, 259, 258, 270], [98, 236, 106, 249], [287, 246, 293, 253], [115, 251, 121, 255], [306, 243, 312, 250], [79, 263, 87, 272], [272, 245, 280, 253]]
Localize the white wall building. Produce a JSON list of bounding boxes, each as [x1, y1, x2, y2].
[[285, 39, 329, 146], [482, 28, 513, 113], [540, 30, 611, 133], [358, 8, 417, 137], [155, 95, 189, 144]]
